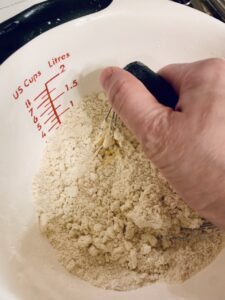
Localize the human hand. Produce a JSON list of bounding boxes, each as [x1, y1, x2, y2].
[[100, 58, 225, 228]]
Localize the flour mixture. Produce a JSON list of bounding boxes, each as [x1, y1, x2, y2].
[[33, 92, 224, 291]]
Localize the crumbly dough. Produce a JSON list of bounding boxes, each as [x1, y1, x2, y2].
[[33, 92, 225, 291]]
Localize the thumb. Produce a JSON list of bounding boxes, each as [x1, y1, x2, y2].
[[100, 67, 175, 160]]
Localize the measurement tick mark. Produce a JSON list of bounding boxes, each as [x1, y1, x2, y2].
[[43, 91, 64, 109], [52, 91, 65, 102], [40, 105, 52, 117], [37, 97, 49, 109], [46, 73, 60, 85], [45, 82, 61, 125], [44, 113, 55, 125], [48, 121, 60, 133], [41, 88, 56, 100], [50, 107, 70, 124], [33, 89, 47, 102]]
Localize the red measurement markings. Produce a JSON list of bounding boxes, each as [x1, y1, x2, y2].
[[45, 75, 61, 125], [50, 107, 70, 124], [33, 73, 67, 132], [33, 88, 56, 102], [48, 107, 70, 132], [36, 76, 60, 110], [43, 91, 65, 109], [40, 105, 52, 117], [25, 99, 46, 139], [41, 88, 55, 99], [44, 104, 61, 124], [25, 68, 78, 139], [52, 91, 65, 103]]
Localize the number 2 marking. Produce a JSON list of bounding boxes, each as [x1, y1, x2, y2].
[[60, 64, 66, 73]]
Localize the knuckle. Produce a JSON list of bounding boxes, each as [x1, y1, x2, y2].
[[206, 57, 225, 68], [204, 58, 225, 84], [185, 58, 225, 88], [201, 58, 225, 75]]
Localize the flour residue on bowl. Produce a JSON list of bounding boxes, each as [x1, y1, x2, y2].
[[33, 92, 225, 291]]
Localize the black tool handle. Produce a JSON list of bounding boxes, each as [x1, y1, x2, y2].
[[124, 61, 179, 109]]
